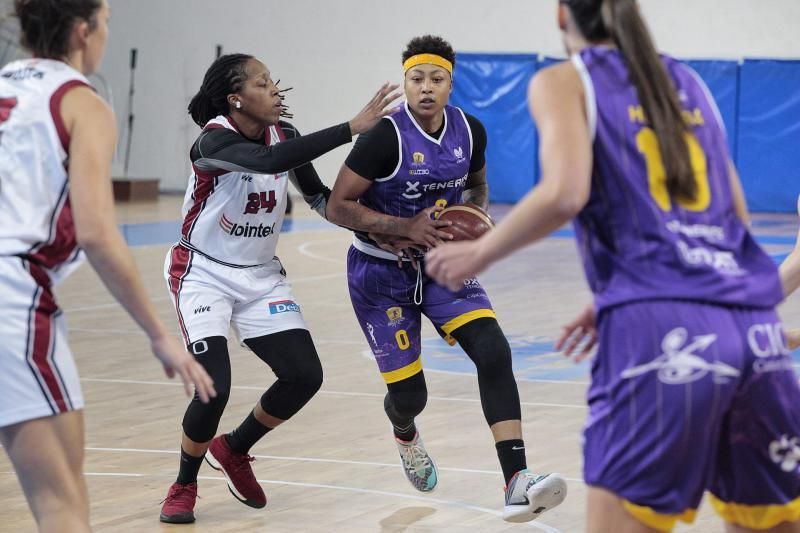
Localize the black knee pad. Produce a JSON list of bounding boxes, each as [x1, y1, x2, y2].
[[182, 336, 231, 442], [452, 318, 521, 425], [385, 371, 428, 421], [453, 318, 513, 379], [245, 329, 323, 420]]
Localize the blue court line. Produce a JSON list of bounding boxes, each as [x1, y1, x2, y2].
[[118, 217, 795, 264], [119, 218, 330, 247]]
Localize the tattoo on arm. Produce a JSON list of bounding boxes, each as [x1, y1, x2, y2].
[[333, 200, 405, 236], [462, 183, 489, 210]]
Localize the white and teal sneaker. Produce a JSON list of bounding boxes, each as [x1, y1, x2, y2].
[[395, 432, 438, 492], [503, 470, 567, 523]]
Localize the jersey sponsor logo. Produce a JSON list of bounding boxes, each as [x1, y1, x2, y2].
[[241, 174, 253, 182], [666, 220, 725, 242], [401, 176, 468, 200], [219, 214, 276, 238], [769, 434, 800, 473], [386, 307, 405, 327], [748, 322, 792, 374], [421, 176, 468, 193], [1, 67, 44, 81], [193, 305, 211, 314], [620, 327, 739, 385], [409, 151, 430, 175], [676, 240, 745, 276], [269, 299, 300, 314], [402, 181, 422, 199]]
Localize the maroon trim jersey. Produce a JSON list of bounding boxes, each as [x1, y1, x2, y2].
[[178, 115, 290, 267], [0, 59, 90, 281]]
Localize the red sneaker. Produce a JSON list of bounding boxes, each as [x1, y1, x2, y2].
[[159, 482, 198, 524], [205, 435, 267, 508]]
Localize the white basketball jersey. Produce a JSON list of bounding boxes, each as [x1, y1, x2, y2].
[[0, 58, 89, 277], [179, 116, 289, 267]]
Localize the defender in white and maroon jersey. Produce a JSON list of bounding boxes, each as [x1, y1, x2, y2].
[[0, 57, 89, 426], [0, 2, 215, 531], [158, 53, 399, 523]]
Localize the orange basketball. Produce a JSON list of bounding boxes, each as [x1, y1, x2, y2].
[[438, 204, 495, 241]]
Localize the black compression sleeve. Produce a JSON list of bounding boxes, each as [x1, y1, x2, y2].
[[279, 122, 328, 197], [191, 121, 352, 175], [343, 119, 398, 180], [465, 113, 487, 173]]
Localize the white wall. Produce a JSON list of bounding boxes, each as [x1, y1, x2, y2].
[[101, 0, 800, 191]]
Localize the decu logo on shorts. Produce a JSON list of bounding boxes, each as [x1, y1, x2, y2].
[[269, 300, 300, 314]]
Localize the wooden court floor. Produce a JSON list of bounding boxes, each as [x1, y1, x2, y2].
[[1, 196, 798, 533]]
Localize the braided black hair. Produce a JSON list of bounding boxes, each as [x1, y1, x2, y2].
[[188, 53, 253, 127]]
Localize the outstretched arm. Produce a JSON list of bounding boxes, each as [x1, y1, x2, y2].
[[426, 62, 593, 290], [193, 83, 400, 175]]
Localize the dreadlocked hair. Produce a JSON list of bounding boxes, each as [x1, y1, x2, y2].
[[188, 53, 253, 127]]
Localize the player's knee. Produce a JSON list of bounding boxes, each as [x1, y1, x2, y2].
[[182, 335, 232, 442], [283, 354, 323, 402], [455, 318, 513, 379], [385, 389, 427, 420], [385, 372, 428, 419]]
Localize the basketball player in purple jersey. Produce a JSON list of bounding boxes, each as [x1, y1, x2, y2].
[[0, 1, 215, 531], [327, 35, 567, 523], [427, 1, 800, 531]]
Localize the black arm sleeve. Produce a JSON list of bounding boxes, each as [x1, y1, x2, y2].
[[190, 121, 352, 175], [465, 113, 487, 173], [343, 119, 399, 180], [280, 122, 328, 197]]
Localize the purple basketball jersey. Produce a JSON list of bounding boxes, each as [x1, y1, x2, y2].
[[572, 47, 782, 311], [358, 102, 473, 218]]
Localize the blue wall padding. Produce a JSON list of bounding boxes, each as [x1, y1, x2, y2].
[[737, 59, 800, 212], [452, 53, 798, 212], [451, 53, 539, 203], [683, 60, 739, 157]]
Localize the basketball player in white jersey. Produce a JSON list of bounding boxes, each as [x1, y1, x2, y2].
[[158, 53, 399, 523], [0, 1, 216, 532]]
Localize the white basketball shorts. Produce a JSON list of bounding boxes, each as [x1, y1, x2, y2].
[[0, 256, 83, 427], [164, 244, 307, 346]]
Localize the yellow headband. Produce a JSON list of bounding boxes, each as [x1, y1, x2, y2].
[[403, 54, 453, 74]]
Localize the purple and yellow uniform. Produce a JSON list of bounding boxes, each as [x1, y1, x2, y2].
[[573, 46, 799, 530], [345, 102, 495, 384]]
